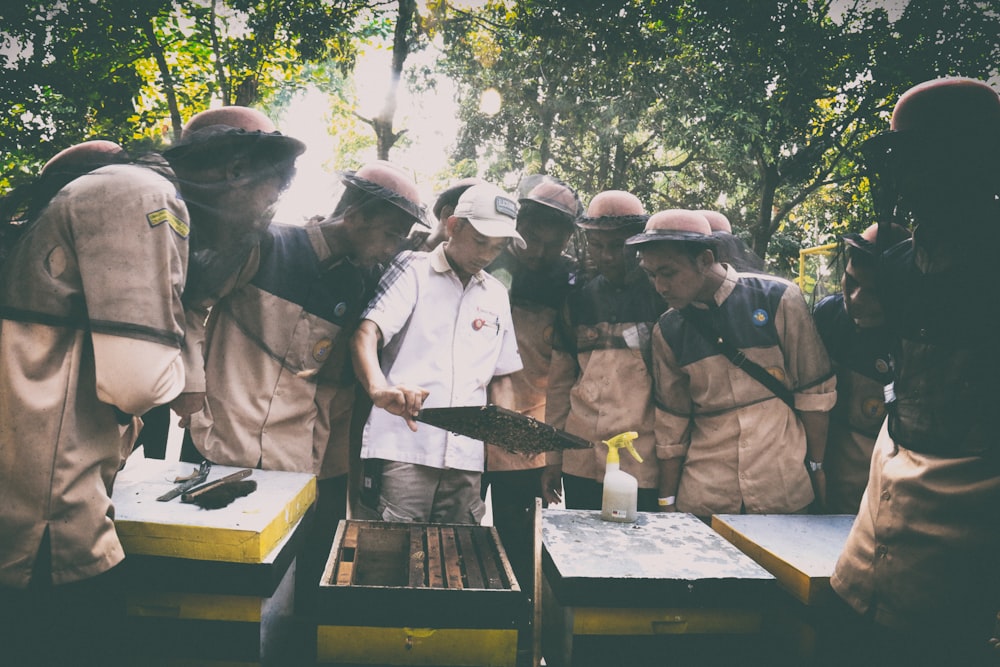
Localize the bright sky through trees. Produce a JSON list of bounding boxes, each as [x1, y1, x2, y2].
[[276, 43, 460, 223]]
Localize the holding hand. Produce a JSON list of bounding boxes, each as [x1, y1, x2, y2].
[[540, 464, 563, 505], [170, 392, 206, 428], [371, 384, 430, 432]]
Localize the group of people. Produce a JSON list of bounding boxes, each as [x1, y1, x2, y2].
[[1, 75, 998, 666]]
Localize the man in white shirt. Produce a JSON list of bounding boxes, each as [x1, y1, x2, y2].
[[351, 182, 524, 523]]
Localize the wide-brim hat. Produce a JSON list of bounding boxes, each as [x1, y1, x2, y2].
[[163, 106, 306, 165], [842, 222, 911, 257], [163, 126, 306, 164], [862, 77, 1000, 165], [341, 161, 428, 228], [576, 190, 647, 230], [576, 213, 649, 231], [517, 174, 583, 220], [698, 210, 732, 234], [41, 140, 127, 177], [625, 209, 714, 247], [454, 183, 526, 249]]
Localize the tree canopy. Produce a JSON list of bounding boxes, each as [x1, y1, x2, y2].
[[0, 0, 376, 188], [2, 0, 998, 268], [435, 0, 999, 267]]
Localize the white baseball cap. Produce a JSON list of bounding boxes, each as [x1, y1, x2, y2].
[[452, 183, 526, 249]]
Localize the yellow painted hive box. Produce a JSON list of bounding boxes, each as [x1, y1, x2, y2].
[[316, 519, 524, 667], [121, 518, 305, 666], [113, 458, 316, 563], [541, 509, 779, 667], [711, 514, 854, 607], [111, 458, 316, 666]]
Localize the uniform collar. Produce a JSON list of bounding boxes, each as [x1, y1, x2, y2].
[[307, 219, 338, 264], [432, 243, 488, 285], [306, 217, 362, 272], [691, 263, 738, 310]]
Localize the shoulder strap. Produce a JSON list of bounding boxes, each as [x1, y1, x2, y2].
[[680, 306, 796, 410]]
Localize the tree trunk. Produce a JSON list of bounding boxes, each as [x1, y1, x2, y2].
[[538, 106, 553, 175], [143, 20, 183, 141], [374, 0, 416, 160], [595, 134, 610, 192], [208, 0, 230, 105], [612, 136, 626, 190], [752, 161, 779, 259]]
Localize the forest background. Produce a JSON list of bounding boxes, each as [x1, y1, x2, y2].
[[2, 0, 998, 285]]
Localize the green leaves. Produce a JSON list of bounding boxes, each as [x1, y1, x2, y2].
[[435, 0, 998, 269], [0, 0, 367, 188], [3, 0, 997, 267]]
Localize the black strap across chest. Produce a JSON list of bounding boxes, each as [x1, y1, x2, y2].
[[680, 306, 796, 410]]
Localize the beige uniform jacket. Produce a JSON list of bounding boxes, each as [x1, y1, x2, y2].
[[823, 367, 884, 514], [189, 221, 366, 477], [813, 293, 892, 514], [652, 266, 836, 515], [832, 424, 1000, 631], [546, 271, 667, 487], [831, 236, 1000, 635], [486, 251, 575, 472], [0, 164, 187, 588], [486, 302, 555, 471]]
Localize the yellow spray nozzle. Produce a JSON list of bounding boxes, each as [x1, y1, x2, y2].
[[602, 431, 642, 464]]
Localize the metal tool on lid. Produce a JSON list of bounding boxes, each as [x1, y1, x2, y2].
[[156, 460, 211, 502]]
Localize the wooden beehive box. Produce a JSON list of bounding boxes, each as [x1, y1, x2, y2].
[[111, 459, 317, 665], [316, 520, 523, 666], [113, 459, 316, 563], [711, 514, 855, 607], [541, 509, 779, 667]]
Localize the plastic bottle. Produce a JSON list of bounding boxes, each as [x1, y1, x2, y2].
[[600, 431, 643, 523]]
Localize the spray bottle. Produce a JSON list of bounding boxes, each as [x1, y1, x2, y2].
[[600, 431, 643, 523]]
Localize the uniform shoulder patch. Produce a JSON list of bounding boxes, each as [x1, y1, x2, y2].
[[147, 208, 190, 239]]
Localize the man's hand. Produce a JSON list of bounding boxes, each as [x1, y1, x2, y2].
[[540, 464, 563, 505], [808, 465, 827, 513], [170, 392, 206, 428], [989, 612, 1000, 663], [657, 499, 679, 513], [371, 385, 430, 432]]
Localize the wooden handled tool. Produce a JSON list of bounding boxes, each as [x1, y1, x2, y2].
[[181, 469, 253, 503]]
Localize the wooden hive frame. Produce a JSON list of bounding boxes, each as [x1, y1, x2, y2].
[[332, 521, 513, 591], [317, 520, 526, 666]]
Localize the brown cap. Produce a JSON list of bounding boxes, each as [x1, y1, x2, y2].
[[576, 190, 648, 230], [41, 140, 127, 177], [163, 106, 306, 163], [697, 210, 732, 234], [517, 174, 583, 219], [341, 160, 428, 227], [625, 209, 713, 247]]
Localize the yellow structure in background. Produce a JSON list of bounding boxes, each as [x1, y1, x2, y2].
[[797, 242, 839, 306], [797, 242, 837, 289]]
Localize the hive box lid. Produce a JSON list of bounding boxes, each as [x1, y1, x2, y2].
[[711, 514, 855, 606], [113, 459, 316, 563], [543, 509, 775, 607]]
